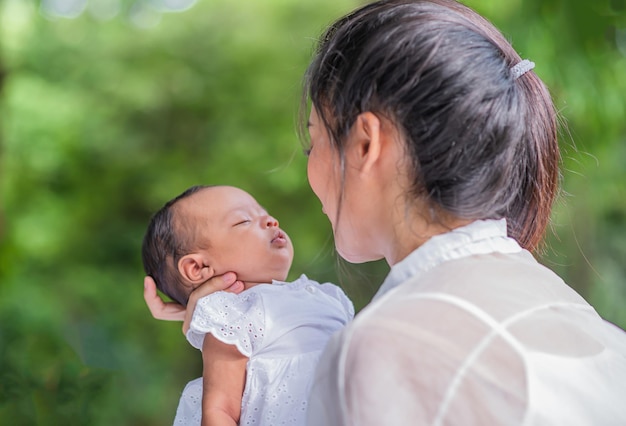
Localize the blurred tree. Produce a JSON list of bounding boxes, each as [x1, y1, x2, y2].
[[0, 0, 370, 424], [0, 0, 624, 424]]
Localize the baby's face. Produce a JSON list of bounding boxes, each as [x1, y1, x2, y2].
[[181, 186, 294, 284]]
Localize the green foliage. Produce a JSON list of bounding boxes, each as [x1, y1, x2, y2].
[[0, 0, 624, 424]]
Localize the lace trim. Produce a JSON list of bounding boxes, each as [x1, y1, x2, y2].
[[187, 291, 265, 357]]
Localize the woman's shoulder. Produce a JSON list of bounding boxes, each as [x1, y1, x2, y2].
[[378, 251, 590, 321], [337, 250, 603, 368]]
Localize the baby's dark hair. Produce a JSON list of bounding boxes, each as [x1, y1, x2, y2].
[[303, 0, 559, 251], [142, 185, 211, 306]]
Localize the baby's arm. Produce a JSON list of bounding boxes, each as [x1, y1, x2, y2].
[[201, 334, 248, 426]]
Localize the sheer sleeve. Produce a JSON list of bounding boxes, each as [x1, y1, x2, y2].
[[309, 251, 626, 425], [308, 295, 527, 426], [185, 290, 265, 357]]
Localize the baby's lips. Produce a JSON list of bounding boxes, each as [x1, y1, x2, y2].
[[271, 230, 287, 244]]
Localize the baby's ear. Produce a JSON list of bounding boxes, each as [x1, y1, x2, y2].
[[178, 254, 215, 284]]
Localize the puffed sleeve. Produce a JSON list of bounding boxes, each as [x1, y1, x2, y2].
[[185, 290, 265, 358], [318, 282, 355, 320]]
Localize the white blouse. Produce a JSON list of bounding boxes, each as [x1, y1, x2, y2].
[[307, 220, 626, 425], [175, 275, 354, 426]]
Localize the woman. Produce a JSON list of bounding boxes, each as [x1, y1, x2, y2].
[[145, 1, 626, 424]]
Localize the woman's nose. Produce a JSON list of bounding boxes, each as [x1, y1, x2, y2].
[[263, 216, 279, 228]]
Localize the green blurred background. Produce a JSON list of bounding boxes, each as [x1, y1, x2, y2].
[[0, 0, 624, 424]]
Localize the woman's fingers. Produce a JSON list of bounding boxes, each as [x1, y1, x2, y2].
[[182, 272, 245, 335], [143, 273, 244, 332], [143, 276, 187, 321]]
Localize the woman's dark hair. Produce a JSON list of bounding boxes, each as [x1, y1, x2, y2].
[[302, 0, 559, 251], [142, 185, 211, 306]]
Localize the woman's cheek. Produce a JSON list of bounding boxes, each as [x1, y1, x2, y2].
[[307, 153, 330, 212]]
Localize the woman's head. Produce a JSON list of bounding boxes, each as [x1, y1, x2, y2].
[[303, 0, 559, 252]]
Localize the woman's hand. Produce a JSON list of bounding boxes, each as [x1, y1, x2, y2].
[[143, 276, 186, 321], [143, 273, 245, 334], [183, 273, 244, 334]]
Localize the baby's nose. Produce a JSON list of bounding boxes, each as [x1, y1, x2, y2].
[[264, 216, 279, 228]]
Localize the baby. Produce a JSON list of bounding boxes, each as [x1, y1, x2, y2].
[[142, 185, 354, 425]]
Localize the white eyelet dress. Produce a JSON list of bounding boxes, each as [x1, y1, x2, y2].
[[174, 275, 354, 426]]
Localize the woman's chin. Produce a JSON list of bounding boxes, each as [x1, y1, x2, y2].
[[337, 248, 379, 264]]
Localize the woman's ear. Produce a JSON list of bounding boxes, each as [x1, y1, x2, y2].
[[178, 254, 215, 284], [349, 112, 383, 174]]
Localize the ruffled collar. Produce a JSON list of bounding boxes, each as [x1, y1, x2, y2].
[[373, 219, 522, 302]]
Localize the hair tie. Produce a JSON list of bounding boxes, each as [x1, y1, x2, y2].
[[510, 59, 535, 79]]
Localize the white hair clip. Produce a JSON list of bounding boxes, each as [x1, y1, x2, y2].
[[510, 59, 535, 79]]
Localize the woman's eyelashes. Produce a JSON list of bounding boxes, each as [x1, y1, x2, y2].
[[303, 147, 312, 157], [234, 219, 251, 226]]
